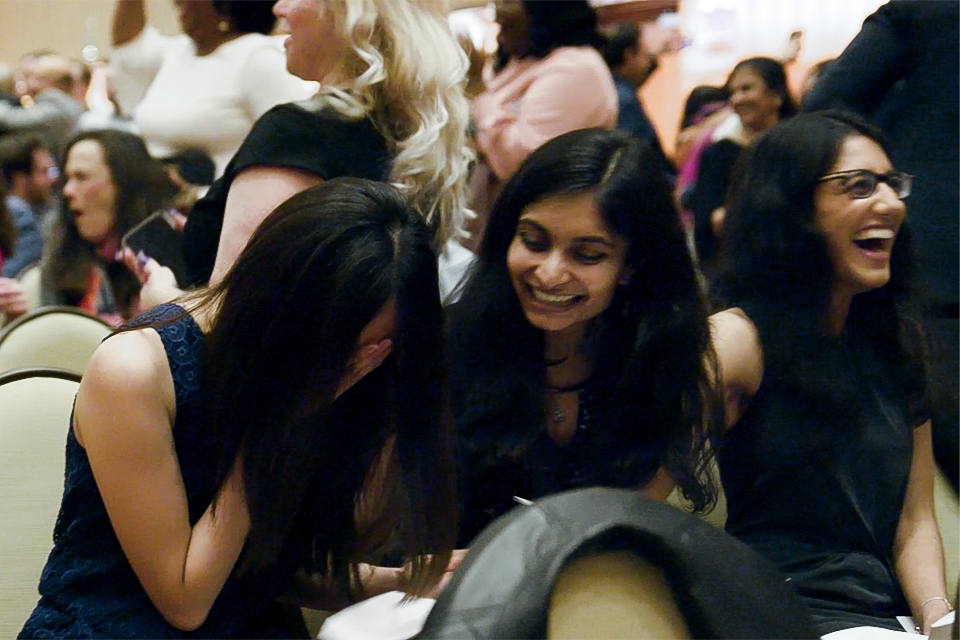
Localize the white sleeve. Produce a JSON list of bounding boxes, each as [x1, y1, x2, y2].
[[110, 25, 175, 114], [238, 38, 317, 120]]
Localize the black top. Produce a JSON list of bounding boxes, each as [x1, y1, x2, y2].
[[718, 325, 921, 634], [457, 381, 662, 546], [685, 138, 742, 267], [20, 304, 306, 639], [182, 100, 391, 286]]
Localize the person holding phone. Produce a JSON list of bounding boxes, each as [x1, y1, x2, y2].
[[42, 129, 177, 326], [20, 178, 459, 638]]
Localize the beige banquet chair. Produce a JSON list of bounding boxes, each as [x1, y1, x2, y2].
[[0, 367, 81, 636], [17, 262, 43, 312], [0, 306, 113, 376]]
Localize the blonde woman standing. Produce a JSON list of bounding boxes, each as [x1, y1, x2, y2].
[[134, 0, 473, 302]]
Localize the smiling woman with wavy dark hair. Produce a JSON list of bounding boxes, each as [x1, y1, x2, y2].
[[450, 128, 722, 545]]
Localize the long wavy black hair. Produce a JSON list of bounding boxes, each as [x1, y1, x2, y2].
[[714, 110, 927, 426], [190, 178, 456, 597], [450, 128, 721, 511]]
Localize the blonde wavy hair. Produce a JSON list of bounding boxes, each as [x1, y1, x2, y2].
[[315, 0, 474, 245]]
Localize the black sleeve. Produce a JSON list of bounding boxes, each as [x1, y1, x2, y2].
[[181, 103, 390, 286], [801, 3, 912, 114], [688, 141, 741, 264]]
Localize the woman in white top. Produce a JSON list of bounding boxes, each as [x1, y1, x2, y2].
[[110, 0, 315, 177]]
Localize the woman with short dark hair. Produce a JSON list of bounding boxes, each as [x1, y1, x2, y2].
[[465, 0, 618, 246], [711, 110, 950, 634], [110, 0, 314, 177], [450, 128, 721, 545]]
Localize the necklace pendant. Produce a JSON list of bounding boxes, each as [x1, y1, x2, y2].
[[552, 406, 564, 423]]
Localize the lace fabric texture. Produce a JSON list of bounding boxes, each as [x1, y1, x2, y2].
[[19, 303, 305, 639]]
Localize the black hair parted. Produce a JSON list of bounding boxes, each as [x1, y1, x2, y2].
[[451, 128, 722, 512], [717, 109, 898, 310], [195, 178, 455, 596]]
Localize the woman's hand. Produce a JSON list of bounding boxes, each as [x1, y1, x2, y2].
[[0, 276, 29, 320], [119, 248, 183, 311], [423, 548, 468, 598]]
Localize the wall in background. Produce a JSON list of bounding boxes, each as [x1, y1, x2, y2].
[[1, 0, 180, 65]]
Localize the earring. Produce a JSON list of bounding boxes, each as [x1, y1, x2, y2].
[[218, 20, 231, 33]]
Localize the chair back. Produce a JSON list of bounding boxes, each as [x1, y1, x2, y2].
[[18, 263, 43, 312], [418, 487, 818, 640], [0, 367, 81, 637], [0, 306, 112, 376]]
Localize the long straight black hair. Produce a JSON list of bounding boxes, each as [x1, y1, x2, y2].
[[450, 128, 721, 511], [715, 110, 927, 426], [192, 178, 456, 595]]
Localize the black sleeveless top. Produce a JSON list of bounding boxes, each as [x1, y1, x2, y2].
[[20, 304, 307, 639], [458, 382, 662, 546], [718, 328, 921, 634]]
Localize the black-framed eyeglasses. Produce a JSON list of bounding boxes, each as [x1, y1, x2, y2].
[[816, 169, 913, 199]]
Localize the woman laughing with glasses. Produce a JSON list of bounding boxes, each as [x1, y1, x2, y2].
[[710, 110, 950, 635]]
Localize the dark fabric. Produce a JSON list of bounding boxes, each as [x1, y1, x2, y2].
[[418, 487, 819, 640], [19, 304, 307, 639], [685, 138, 742, 267], [2, 195, 43, 278], [613, 76, 676, 187], [717, 326, 917, 634], [181, 100, 391, 287], [457, 381, 662, 546]]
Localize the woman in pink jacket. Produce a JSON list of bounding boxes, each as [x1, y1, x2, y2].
[[466, 0, 618, 247]]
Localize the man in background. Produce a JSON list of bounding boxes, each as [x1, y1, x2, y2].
[[602, 22, 676, 186], [0, 133, 58, 278]]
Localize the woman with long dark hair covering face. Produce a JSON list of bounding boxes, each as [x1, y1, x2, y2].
[[20, 178, 458, 638], [449, 127, 722, 545], [711, 110, 950, 635]]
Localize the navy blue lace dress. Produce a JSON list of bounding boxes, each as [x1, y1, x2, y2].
[[19, 304, 307, 639]]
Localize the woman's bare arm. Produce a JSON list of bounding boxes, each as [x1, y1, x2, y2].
[[112, 0, 146, 47], [76, 330, 250, 631], [708, 309, 763, 429], [892, 421, 950, 634], [210, 166, 323, 285]]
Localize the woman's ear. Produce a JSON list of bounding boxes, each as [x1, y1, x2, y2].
[[618, 269, 634, 286]]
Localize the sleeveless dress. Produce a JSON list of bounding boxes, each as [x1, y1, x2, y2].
[[19, 304, 307, 639], [458, 382, 663, 545], [717, 330, 919, 634]]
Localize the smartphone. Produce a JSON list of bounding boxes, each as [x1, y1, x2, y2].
[[121, 209, 189, 284]]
